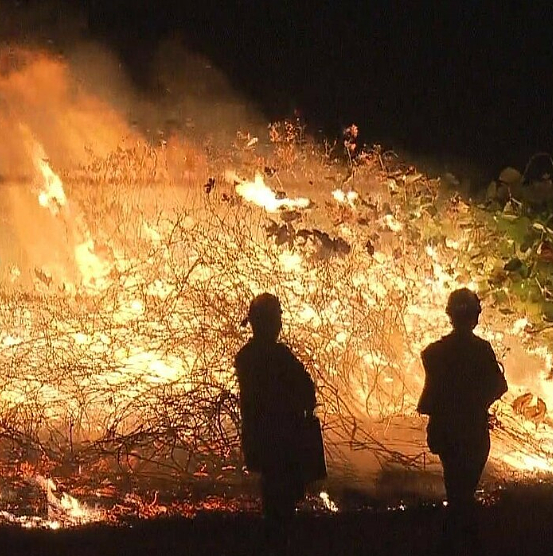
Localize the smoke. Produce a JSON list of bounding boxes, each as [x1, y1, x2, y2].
[[150, 37, 265, 140], [0, 0, 86, 47], [0, 47, 135, 171], [64, 35, 267, 146], [0, 1, 266, 167], [0, 1, 267, 286]]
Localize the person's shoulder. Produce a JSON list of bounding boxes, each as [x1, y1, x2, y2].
[[472, 334, 495, 352], [423, 334, 451, 356], [275, 341, 298, 360], [474, 334, 492, 347], [235, 340, 254, 367], [275, 341, 293, 354], [276, 342, 304, 368]]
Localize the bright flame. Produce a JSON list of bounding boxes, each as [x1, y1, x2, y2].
[[512, 318, 529, 335], [35, 475, 103, 527], [29, 139, 115, 292], [18, 124, 66, 215], [383, 214, 403, 232], [501, 452, 553, 473], [320, 491, 339, 512], [36, 157, 67, 214], [74, 235, 113, 290], [228, 171, 311, 212], [332, 189, 358, 207]]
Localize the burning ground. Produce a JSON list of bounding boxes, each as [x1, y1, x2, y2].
[[1, 46, 553, 535]]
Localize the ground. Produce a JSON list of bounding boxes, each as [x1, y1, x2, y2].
[[2, 484, 553, 556]]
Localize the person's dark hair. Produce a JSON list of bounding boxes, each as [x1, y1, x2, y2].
[[446, 288, 481, 330], [241, 293, 282, 340]]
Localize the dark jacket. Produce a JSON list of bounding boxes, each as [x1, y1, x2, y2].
[[235, 339, 316, 473], [417, 330, 507, 453]]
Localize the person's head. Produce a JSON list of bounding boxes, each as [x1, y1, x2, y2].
[[446, 288, 482, 331], [243, 293, 282, 341]]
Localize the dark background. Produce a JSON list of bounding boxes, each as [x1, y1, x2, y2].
[[3, 0, 553, 182]]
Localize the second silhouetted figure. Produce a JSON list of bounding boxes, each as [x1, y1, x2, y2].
[[418, 288, 507, 551]]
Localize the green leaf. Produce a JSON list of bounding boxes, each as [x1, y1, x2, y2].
[[542, 301, 553, 322], [493, 289, 509, 304], [520, 263, 531, 278], [510, 279, 533, 300], [422, 204, 438, 217], [528, 284, 544, 303], [504, 258, 523, 271], [519, 237, 536, 253]]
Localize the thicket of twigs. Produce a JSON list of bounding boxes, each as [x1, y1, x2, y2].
[[0, 120, 550, 488], [0, 123, 440, 486]]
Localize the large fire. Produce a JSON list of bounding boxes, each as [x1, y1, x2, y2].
[[1, 47, 553, 527]]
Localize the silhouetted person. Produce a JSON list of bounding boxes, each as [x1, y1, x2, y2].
[[235, 293, 316, 554], [417, 288, 507, 553]]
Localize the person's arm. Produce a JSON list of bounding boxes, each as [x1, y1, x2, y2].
[[235, 351, 255, 419], [293, 358, 316, 413], [417, 347, 436, 415], [302, 366, 316, 413], [482, 342, 508, 406], [283, 346, 316, 413], [234, 354, 263, 471]]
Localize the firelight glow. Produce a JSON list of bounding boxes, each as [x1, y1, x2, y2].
[[26, 150, 553, 485], [2, 110, 553, 529]]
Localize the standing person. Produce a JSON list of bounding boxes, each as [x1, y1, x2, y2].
[[417, 288, 508, 551], [235, 293, 317, 554]]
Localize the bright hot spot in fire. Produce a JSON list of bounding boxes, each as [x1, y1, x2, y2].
[[0, 49, 553, 527]]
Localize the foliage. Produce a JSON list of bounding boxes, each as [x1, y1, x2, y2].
[[477, 155, 553, 326]]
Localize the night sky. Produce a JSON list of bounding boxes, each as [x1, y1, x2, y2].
[[4, 0, 553, 181]]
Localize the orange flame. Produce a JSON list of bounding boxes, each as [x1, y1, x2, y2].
[[227, 171, 311, 212]]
